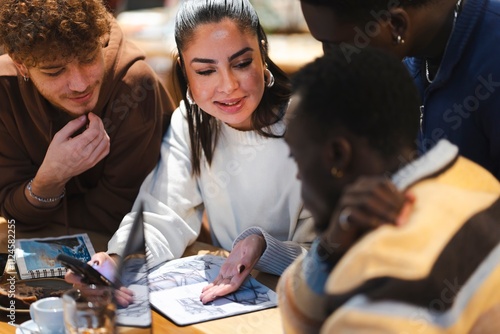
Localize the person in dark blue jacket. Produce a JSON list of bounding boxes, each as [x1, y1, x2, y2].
[[299, 0, 500, 180]]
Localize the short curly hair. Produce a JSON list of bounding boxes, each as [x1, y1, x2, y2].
[[0, 0, 111, 67], [291, 45, 420, 158]]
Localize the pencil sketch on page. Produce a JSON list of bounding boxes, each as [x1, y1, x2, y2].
[[148, 254, 278, 326], [116, 258, 152, 327]]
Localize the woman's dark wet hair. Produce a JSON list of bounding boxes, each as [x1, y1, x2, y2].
[[291, 45, 420, 158], [173, 0, 291, 175]]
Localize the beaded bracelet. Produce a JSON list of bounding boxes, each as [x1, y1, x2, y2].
[[26, 179, 66, 203]]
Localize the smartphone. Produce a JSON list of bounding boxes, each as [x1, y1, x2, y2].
[[56, 254, 117, 288]]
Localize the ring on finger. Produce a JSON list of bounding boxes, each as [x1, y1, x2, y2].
[[339, 207, 352, 231]]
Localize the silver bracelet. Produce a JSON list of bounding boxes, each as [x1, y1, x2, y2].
[[26, 179, 66, 203]]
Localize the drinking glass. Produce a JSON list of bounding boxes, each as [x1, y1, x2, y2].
[[63, 285, 116, 334]]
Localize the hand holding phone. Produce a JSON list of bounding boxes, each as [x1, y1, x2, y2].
[[56, 254, 117, 288]]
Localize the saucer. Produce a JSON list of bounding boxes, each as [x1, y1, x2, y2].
[[0, 278, 72, 313], [15, 319, 38, 334]]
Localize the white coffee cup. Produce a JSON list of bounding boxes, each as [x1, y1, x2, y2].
[[29, 297, 65, 334]]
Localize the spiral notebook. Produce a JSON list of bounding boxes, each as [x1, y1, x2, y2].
[[14, 233, 95, 280]]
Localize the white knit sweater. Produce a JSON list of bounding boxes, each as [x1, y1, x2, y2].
[[108, 102, 315, 275]]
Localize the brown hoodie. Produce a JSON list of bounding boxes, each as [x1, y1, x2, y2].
[[0, 18, 174, 236]]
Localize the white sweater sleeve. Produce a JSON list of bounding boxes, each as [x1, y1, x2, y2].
[[107, 105, 204, 268], [233, 212, 315, 276]]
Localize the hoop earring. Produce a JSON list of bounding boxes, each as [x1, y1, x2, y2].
[[265, 68, 275, 88], [331, 167, 344, 178], [186, 87, 196, 106]]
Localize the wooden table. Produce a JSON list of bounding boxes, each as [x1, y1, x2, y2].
[[0, 219, 282, 333]]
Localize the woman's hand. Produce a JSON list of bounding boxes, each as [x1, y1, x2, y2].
[[64, 252, 134, 307], [199, 234, 266, 304], [319, 177, 415, 262]]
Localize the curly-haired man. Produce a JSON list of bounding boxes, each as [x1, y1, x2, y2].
[[0, 0, 174, 242]]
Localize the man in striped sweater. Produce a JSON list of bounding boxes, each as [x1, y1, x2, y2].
[[278, 47, 500, 333]]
